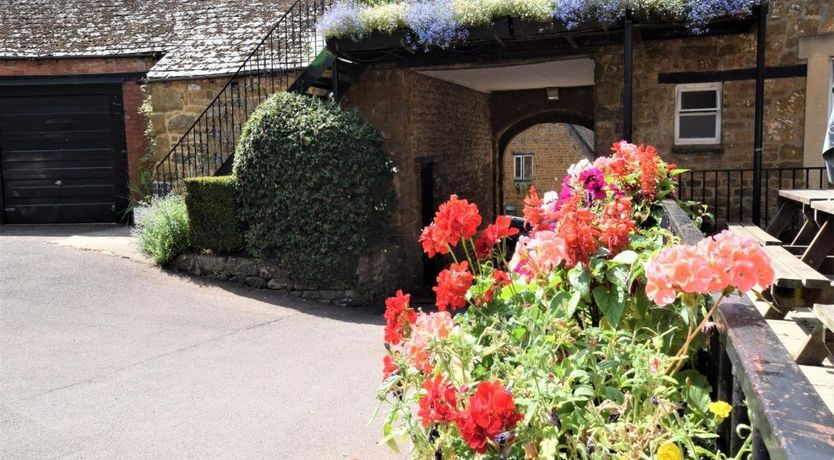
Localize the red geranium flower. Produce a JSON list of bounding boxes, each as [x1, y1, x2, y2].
[[455, 380, 524, 453], [434, 261, 473, 311], [417, 375, 459, 427], [475, 216, 519, 259], [419, 224, 450, 258], [382, 355, 398, 381], [474, 269, 511, 305], [383, 290, 416, 345]]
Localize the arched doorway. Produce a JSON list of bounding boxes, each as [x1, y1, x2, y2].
[[495, 110, 595, 215]]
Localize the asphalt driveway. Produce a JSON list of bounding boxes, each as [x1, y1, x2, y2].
[[0, 226, 398, 459]]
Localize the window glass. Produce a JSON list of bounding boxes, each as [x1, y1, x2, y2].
[[679, 114, 717, 138], [680, 90, 717, 110]]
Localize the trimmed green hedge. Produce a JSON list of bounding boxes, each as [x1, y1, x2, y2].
[[233, 92, 395, 286], [184, 176, 245, 254]]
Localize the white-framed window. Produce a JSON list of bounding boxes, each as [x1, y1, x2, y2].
[[513, 154, 533, 181], [675, 82, 722, 145]]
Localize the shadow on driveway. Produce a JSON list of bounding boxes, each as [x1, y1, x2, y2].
[[160, 265, 387, 326]]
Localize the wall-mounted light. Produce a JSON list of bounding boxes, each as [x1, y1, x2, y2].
[[547, 87, 560, 100]]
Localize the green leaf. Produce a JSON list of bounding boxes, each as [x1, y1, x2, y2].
[[603, 386, 625, 404], [593, 285, 627, 328], [381, 420, 399, 453], [573, 385, 595, 399], [611, 250, 638, 265], [566, 291, 582, 318], [512, 325, 528, 342], [568, 266, 591, 302]]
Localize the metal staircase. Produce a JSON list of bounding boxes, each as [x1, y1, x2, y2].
[[152, 0, 363, 195]]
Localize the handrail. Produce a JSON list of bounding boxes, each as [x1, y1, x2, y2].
[[661, 200, 834, 459], [677, 166, 831, 228], [152, 0, 333, 196]]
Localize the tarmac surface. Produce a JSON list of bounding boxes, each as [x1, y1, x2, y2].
[[0, 225, 400, 459]]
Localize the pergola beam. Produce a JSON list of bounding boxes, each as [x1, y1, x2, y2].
[[752, 1, 768, 225]]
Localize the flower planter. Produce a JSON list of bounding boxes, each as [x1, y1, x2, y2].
[[328, 32, 405, 53], [511, 19, 568, 38]]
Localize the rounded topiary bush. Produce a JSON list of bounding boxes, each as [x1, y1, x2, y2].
[[234, 92, 394, 286]]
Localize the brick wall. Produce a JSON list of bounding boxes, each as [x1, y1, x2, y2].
[[345, 67, 494, 290], [0, 56, 157, 184], [502, 123, 595, 212]]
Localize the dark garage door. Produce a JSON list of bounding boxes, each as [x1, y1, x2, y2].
[[0, 84, 128, 224]]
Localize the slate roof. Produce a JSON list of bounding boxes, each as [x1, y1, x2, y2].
[[0, 0, 297, 80]]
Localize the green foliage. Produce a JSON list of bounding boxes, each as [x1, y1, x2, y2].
[[184, 176, 244, 254], [234, 92, 395, 286], [123, 93, 158, 219], [135, 195, 190, 265]]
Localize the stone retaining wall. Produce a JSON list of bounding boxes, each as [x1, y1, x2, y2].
[[172, 244, 404, 306]]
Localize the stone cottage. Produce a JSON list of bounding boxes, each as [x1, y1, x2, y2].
[[1, 0, 832, 293], [0, 0, 293, 223]]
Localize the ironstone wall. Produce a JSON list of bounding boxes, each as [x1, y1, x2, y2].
[[345, 67, 495, 289], [592, 0, 833, 225]]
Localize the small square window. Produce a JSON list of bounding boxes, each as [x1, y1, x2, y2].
[[675, 83, 722, 145], [513, 154, 533, 181]]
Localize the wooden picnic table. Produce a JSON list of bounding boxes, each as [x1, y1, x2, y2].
[[801, 200, 834, 271], [761, 244, 833, 318], [765, 189, 834, 244]]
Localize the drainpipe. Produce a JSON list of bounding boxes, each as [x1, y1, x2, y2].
[[752, 1, 768, 225], [623, 11, 633, 142]]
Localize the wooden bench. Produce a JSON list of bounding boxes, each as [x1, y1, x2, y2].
[[761, 246, 833, 319], [796, 304, 834, 366], [728, 222, 781, 246]]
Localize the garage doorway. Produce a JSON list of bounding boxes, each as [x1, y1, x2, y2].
[[0, 84, 128, 224]]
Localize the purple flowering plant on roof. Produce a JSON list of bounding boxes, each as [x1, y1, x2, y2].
[[318, 1, 364, 39], [319, 0, 764, 45], [553, 0, 627, 29], [685, 0, 759, 33], [403, 0, 468, 51]]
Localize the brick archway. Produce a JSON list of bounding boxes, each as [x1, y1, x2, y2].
[[489, 87, 595, 215]]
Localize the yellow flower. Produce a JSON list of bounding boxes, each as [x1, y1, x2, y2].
[[657, 442, 683, 460], [709, 401, 732, 420]]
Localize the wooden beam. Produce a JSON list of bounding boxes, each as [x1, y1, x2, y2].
[[657, 64, 806, 84]]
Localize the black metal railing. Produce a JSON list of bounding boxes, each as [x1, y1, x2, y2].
[[661, 201, 834, 459], [153, 0, 333, 195], [678, 166, 831, 228]]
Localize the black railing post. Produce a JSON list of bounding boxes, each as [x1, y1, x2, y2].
[[623, 12, 633, 142], [752, 1, 768, 225], [332, 57, 340, 99]]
